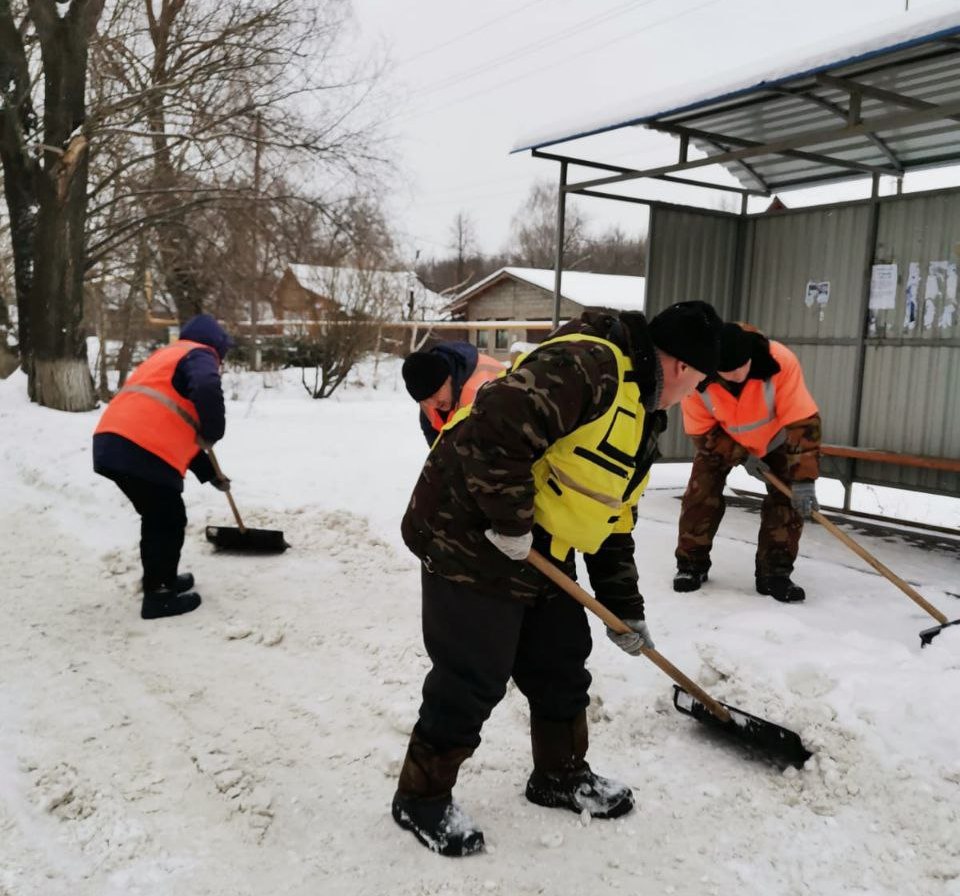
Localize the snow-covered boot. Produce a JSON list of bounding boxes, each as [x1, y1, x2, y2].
[[673, 568, 708, 592], [525, 711, 634, 819], [141, 587, 202, 620], [391, 730, 484, 857], [756, 575, 805, 603]]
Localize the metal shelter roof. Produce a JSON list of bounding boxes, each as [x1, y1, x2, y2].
[[513, 4, 960, 196]]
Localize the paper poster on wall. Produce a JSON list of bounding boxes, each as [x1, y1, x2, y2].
[[903, 262, 920, 330], [868, 264, 897, 310], [804, 280, 830, 307]]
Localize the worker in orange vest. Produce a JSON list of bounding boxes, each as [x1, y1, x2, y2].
[[674, 322, 821, 602], [402, 342, 503, 445], [93, 314, 233, 619]]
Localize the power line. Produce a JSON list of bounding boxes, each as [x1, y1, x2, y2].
[[395, 0, 555, 68], [410, 0, 655, 99], [394, 0, 723, 125]]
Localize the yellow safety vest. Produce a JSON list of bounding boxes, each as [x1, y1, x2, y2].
[[443, 333, 649, 560]]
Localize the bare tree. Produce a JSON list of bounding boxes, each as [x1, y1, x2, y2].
[[0, 0, 105, 410], [85, 0, 391, 320], [507, 181, 588, 269], [449, 210, 477, 285]]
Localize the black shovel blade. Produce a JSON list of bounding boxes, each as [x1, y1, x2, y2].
[[673, 686, 812, 769], [920, 618, 960, 647], [205, 525, 288, 553]]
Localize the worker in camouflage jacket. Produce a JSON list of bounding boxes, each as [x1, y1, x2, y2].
[[393, 300, 723, 857], [674, 322, 822, 603]]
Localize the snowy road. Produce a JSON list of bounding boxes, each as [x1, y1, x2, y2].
[[1, 363, 958, 896]]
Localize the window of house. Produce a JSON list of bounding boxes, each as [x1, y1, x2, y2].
[[476, 329, 489, 349], [495, 329, 509, 350]]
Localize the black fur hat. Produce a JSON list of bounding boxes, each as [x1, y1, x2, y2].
[[402, 351, 450, 401], [647, 300, 723, 375]]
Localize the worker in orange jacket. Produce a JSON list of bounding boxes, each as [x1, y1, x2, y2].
[[402, 342, 503, 445], [674, 322, 821, 602], [93, 314, 232, 619]]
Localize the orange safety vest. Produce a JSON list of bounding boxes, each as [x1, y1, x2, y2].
[[681, 340, 818, 457], [424, 353, 503, 433], [94, 340, 218, 476]]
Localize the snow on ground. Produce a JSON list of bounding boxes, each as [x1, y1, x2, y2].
[[1, 357, 958, 896]]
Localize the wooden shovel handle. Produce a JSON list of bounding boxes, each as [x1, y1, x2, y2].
[[526, 549, 732, 723], [761, 469, 947, 624], [205, 445, 246, 534]]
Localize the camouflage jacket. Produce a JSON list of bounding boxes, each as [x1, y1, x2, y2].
[[400, 310, 667, 619]]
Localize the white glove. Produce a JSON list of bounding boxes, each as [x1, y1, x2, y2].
[[484, 528, 533, 561], [606, 619, 655, 655]]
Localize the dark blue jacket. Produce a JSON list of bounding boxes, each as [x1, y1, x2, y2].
[[417, 341, 480, 446], [93, 314, 231, 491]]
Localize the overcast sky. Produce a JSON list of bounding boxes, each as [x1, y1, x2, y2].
[[349, 0, 956, 260]]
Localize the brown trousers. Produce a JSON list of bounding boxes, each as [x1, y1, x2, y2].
[[675, 443, 804, 578]]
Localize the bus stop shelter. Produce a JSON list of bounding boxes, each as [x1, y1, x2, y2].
[[512, 5, 960, 508]]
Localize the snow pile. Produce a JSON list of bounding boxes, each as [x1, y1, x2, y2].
[[0, 358, 958, 896]]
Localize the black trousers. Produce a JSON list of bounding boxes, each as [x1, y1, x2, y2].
[[112, 474, 187, 592], [416, 567, 592, 751]]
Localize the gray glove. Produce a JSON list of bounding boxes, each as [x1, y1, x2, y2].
[[742, 454, 770, 482], [212, 475, 231, 492], [484, 528, 533, 561], [606, 619, 655, 655], [791, 480, 819, 517]]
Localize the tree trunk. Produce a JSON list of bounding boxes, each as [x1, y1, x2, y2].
[[26, 16, 98, 411]]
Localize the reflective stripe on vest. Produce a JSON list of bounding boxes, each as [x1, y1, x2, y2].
[[524, 334, 648, 559], [693, 341, 818, 456], [700, 378, 776, 433], [118, 383, 200, 432], [94, 340, 216, 475], [436, 334, 650, 559]]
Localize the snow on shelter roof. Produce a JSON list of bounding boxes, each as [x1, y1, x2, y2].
[[512, 3, 960, 193], [449, 267, 644, 313]]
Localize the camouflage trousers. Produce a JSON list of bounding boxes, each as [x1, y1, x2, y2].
[[675, 445, 804, 578]]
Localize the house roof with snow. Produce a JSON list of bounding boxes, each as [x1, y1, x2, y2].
[[446, 267, 645, 316], [513, 2, 960, 195], [282, 264, 448, 321]]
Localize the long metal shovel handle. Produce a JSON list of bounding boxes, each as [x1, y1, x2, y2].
[[761, 469, 948, 625], [205, 445, 247, 534], [526, 549, 732, 723]]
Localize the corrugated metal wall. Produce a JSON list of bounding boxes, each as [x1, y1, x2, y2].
[[857, 191, 960, 492], [647, 191, 960, 497], [646, 205, 740, 459], [742, 204, 873, 449]]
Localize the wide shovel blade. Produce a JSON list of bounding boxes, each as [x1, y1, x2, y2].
[[205, 524, 288, 553], [203, 446, 288, 553], [920, 618, 960, 647], [673, 687, 812, 769], [527, 549, 812, 769]]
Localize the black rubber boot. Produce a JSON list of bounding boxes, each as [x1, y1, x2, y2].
[[525, 711, 634, 819], [141, 587, 202, 619], [142, 572, 194, 593], [756, 575, 805, 603], [392, 731, 483, 857], [673, 569, 708, 592]]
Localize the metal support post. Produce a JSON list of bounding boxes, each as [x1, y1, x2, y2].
[[552, 161, 568, 329]]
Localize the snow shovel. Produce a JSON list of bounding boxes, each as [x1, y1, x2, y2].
[[526, 549, 812, 769], [203, 446, 288, 553], [759, 468, 959, 646]]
